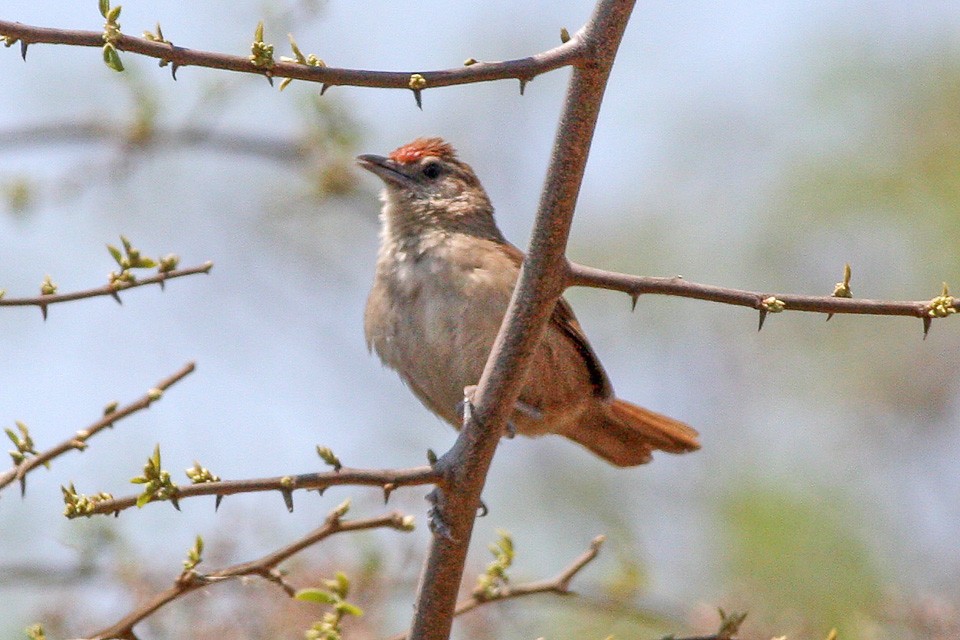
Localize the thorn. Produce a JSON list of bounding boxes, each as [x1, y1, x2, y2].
[[630, 293, 639, 311], [383, 482, 395, 504], [320, 83, 331, 95], [110, 290, 122, 305], [281, 487, 294, 512], [518, 78, 528, 95], [19, 476, 26, 497], [757, 308, 767, 332], [171, 62, 180, 80], [826, 313, 834, 322], [412, 88, 423, 110], [317, 486, 326, 496], [215, 494, 223, 511], [40, 304, 48, 321], [477, 499, 488, 518], [505, 421, 517, 438], [158, 278, 165, 291], [923, 315, 932, 339], [20, 40, 28, 61], [265, 73, 274, 87], [114, 510, 120, 518], [170, 496, 181, 511]]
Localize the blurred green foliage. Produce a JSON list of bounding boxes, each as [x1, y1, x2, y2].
[[722, 484, 883, 639]]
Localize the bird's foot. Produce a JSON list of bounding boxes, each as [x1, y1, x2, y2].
[[425, 487, 455, 540], [458, 385, 542, 439]]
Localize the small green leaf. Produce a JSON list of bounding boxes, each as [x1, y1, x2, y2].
[[106, 4, 121, 23], [103, 44, 124, 72], [107, 244, 123, 265], [99, 0, 110, 19], [295, 588, 338, 605], [336, 601, 364, 617]]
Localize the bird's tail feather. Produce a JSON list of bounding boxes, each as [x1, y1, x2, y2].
[[562, 399, 700, 467]]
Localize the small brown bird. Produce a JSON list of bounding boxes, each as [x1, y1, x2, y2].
[[358, 138, 699, 466]]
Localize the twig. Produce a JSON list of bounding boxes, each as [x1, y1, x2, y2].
[[86, 509, 413, 640], [0, 262, 213, 314], [0, 19, 584, 94], [0, 362, 196, 496], [0, 122, 307, 163], [406, 3, 637, 640], [75, 465, 441, 517], [386, 535, 606, 640], [567, 262, 955, 320]]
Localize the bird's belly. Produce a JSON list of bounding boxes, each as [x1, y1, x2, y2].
[[369, 260, 512, 425]]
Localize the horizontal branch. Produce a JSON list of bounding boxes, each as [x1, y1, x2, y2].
[[386, 535, 606, 640], [0, 262, 213, 314], [0, 362, 196, 497], [0, 19, 584, 93], [76, 464, 442, 517], [567, 262, 958, 332], [88, 508, 413, 640], [0, 122, 307, 163]]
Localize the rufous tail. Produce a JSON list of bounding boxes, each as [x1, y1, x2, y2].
[[563, 399, 700, 467]]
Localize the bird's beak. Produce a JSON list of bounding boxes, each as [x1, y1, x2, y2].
[[356, 154, 415, 188]]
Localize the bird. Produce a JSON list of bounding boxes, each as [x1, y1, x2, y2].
[[358, 137, 699, 466]]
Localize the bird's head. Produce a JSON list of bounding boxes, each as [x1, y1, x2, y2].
[[357, 138, 500, 241]]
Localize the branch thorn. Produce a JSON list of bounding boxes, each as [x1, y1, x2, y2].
[[19, 475, 26, 497], [383, 482, 395, 504], [110, 290, 123, 305], [170, 62, 180, 80], [412, 88, 423, 109], [214, 494, 223, 511], [923, 315, 932, 339], [630, 293, 639, 312], [320, 83, 331, 95], [40, 303, 48, 321], [281, 487, 294, 512], [757, 308, 767, 331], [518, 78, 528, 95], [20, 40, 28, 61]]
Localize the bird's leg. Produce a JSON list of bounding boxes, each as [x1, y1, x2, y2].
[[457, 385, 543, 439], [425, 487, 455, 540]]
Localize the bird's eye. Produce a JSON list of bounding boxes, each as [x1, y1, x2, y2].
[[422, 161, 442, 180]]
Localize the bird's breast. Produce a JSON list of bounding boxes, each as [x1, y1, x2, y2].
[[364, 234, 519, 421]]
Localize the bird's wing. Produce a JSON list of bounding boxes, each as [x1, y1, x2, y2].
[[496, 241, 614, 399]]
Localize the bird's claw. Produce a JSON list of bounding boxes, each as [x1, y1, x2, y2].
[[426, 488, 455, 540], [459, 385, 539, 439]]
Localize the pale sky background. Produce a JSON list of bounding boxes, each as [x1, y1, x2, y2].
[[2, 1, 960, 637]]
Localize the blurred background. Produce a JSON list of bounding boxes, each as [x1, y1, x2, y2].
[[1, 1, 959, 638]]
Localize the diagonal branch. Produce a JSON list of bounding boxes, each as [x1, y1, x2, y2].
[[406, 2, 638, 640], [0, 19, 584, 93], [0, 262, 213, 313], [72, 465, 441, 517], [86, 508, 413, 640], [0, 362, 196, 496], [387, 535, 606, 640], [567, 262, 956, 319]]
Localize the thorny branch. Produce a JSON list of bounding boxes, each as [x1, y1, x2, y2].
[[0, 362, 196, 496], [73, 465, 442, 517], [85, 508, 414, 640], [386, 535, 606, 640], [0, 18, 584, 99], [0, 262, 213, 315], [567, 262, 960, 334], [406, 2, 638, 640]]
